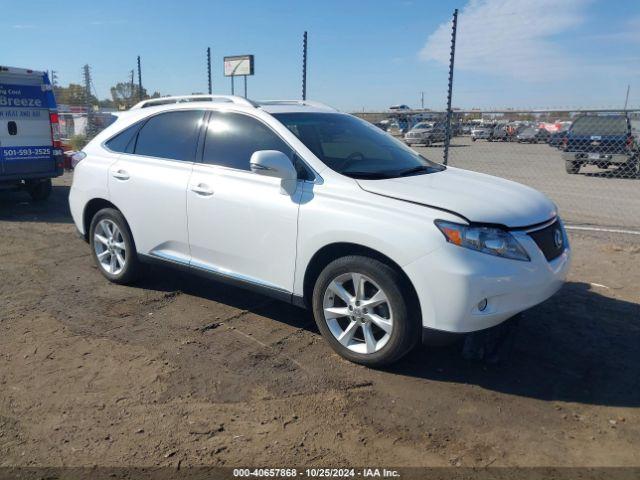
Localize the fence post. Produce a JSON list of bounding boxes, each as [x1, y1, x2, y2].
[[207, 47, 212, 95], [302, 31, 308, 101], [137, 55, 143, 102], [443, 8, 458, 166]]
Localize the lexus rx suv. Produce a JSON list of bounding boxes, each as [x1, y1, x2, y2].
[[69, 95, 571, 367]]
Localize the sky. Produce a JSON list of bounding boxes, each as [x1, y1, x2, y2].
[[1, 0, 639, 111]]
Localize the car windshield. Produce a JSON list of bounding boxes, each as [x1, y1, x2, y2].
[[571, 116, 628, 135], [273, 112, 445, 179], [412, 122, 432, 129]]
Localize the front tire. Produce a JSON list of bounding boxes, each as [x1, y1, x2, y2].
[[565, 160, 580, 174], [312, 256, 419, 367], [89, 208, 140, 284]]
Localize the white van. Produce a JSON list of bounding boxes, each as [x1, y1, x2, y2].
[[0, 66, 64, 200]]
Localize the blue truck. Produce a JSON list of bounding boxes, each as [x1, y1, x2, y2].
[[561, 114, 638, 176], [0, 66, 64, 200]]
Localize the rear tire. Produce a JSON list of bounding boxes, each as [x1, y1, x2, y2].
[[565, 161, 580, 174], [27, 179, 52, 201], [312, 255, 419, 367], [624, 155, 640, 178], [89, 208, 140, 284]]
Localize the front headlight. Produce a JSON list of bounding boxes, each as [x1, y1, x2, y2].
[[435, 220, 530, 262]]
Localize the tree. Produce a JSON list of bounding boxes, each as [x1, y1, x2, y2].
[[54, 83, 98, 106], [110, 83, 161, 109]]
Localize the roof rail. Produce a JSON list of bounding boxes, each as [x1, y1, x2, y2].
[[130, 95, 257, 110], [257, 100, 338, 111]]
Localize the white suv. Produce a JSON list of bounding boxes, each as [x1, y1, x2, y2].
[[69, 95, 570, 366]]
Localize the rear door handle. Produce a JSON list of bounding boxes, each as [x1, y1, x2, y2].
[[112, 169, 130, 180], [190, 183, 214, 196]]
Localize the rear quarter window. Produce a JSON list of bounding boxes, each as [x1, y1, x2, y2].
[[104, 123, 140, 153]]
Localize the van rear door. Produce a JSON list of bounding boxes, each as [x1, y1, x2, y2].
[[0, 72, 55, 176]]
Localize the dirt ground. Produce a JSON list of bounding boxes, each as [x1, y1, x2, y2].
[[1, 174, 639, 468]]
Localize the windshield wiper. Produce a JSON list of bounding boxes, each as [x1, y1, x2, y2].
[[343, 171, 395, 179], [395, 165, 435, 177]]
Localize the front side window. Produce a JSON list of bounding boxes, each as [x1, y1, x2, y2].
[[134, 110, 204, 161], [203, 111, 292, 171], [273, 112, 444, 179]]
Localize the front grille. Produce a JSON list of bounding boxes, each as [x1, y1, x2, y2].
[[528, 221, 565, 261]]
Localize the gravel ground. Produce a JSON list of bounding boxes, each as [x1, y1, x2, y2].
[[413, 137, 640, 230], [0, 174, 639, 468]]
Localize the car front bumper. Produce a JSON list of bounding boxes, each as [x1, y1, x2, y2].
[[403, 229, 571, 333]]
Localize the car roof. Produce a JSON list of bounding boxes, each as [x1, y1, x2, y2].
[[129, 95, 339, 115]]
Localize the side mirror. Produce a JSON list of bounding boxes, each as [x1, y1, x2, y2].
[[250, 150, 297, 181]]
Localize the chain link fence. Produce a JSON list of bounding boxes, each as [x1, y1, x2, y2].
[[357, 109, 640, 230]]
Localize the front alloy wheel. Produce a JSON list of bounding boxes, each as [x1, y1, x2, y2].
[[312, 255, 419, 366], [323, 272, 393, 354]]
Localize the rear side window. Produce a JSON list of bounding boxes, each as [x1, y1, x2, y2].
[[105, 123, 140, 153], [203, 111, 292, 171], [134, 110, 204, 161]]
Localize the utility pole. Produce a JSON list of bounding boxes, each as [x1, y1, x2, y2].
[[421, 91, 424, 110], [624, 84, 630, 111], [137, 55, 143, 102], [207, 47, 212, 94], [302, 31, 308, 101], [129, 70, 135, 108], [443, 9, 458, 166]]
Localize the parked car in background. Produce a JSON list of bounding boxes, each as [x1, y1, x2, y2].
[[374, 119, 392, 131], [69, 95, 570, 367], [404, 121, 446, 146], [561, 114, 638, 175], [0, 66, 64, 200], [389, 104, 411, 111], [387, 118, 410, 136], [471, 124, 494, 141], [547, 124, 572, 148], [517, 127, 551, 144], [490, 124, 510, 142]]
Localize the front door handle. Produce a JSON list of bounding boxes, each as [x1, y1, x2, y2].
[[190, 183, 214, 196], [112, 169, 130, 180]]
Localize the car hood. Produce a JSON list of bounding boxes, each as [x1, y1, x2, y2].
[[356, 167, 556, 228]]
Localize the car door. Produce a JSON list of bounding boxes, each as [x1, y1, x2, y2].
[[108, 109, 205, 264], [187, 110, 304, 294]]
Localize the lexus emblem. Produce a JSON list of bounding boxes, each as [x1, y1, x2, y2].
[[554, 229, 563, 249]]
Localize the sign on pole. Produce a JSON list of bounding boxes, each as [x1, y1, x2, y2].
[[224, 55, 254, 98], [224, 55, 254, 77]]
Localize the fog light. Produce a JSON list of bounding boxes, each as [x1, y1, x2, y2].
[[478, 298, 488, 312]]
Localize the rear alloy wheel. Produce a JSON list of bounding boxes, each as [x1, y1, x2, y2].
[[89, 208, 140, 284], [312, 256, 418, 366]]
